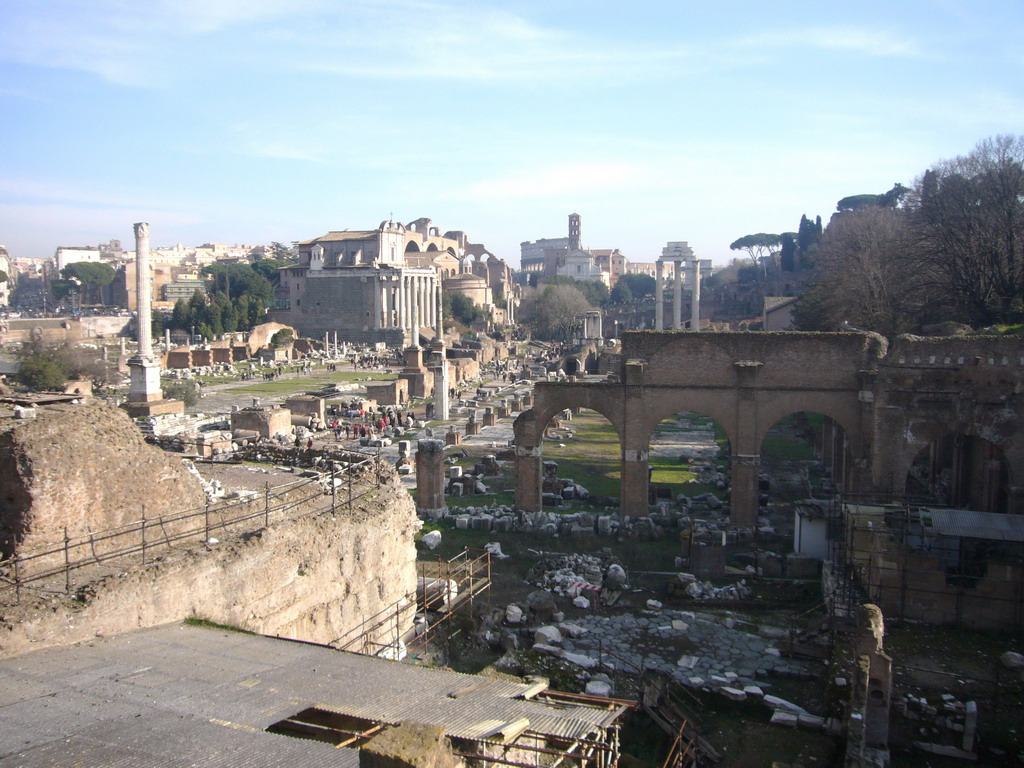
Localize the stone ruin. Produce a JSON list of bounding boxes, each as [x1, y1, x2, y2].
[[0, 402, 206, 567]]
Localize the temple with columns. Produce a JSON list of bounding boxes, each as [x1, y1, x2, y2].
[[271, 217, 515, 345]]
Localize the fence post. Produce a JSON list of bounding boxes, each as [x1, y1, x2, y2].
[[264, 482, 270, 527], [141, 506, 146, 565], [204, 501, 210, 542], [64, 527, 71, 593], [348, 464, 353, 511], [331, 465, 336, 513], [13, 554, 20, 604]]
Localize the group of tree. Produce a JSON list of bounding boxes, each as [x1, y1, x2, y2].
[[518, 281, 597, 341], [730, 216, 823, 276], [609, 273, 656, 304], [166, 262, 274, 339], [794, 135, 1024, 334], [443, 291, 484, 329], [17, 338, 110, 391], [51, 262, 117, 305]]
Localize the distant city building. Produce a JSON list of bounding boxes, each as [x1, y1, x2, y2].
[[626, 261, 675, 279], [55, 246, 103, 273], [521, 213, 627, 286], [557, 250, 610, 287], [0, 246, 10, 306]]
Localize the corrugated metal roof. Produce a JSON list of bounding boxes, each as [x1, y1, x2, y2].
[[919, 508, 1024, 542], [0, 623, 626, 767]]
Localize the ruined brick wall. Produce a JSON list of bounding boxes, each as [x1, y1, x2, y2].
[[0, 470, 420, 658], [0, 403, 206, 562]]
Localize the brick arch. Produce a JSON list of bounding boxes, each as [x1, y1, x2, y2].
[[753, 393, 863, 457], [521, 384, 625, 446]]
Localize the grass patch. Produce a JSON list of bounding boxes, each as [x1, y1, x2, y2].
[[184, 617, 255, 634], [228, 371, 391, 395], [761, 435, 815, 461]]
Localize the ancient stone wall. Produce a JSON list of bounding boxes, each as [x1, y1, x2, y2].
[[0, 471, 419, 658], [0, 403, 206, 562]]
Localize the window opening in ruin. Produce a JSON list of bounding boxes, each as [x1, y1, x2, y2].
[[542, 407, 623, 509], [759, 412, 833, 502], [266, 707, 384, 748], [906, 435, 1009, 514], [649, 410, 731, 506]]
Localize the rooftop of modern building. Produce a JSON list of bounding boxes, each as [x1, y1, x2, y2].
[[0, 622, 628, 767]]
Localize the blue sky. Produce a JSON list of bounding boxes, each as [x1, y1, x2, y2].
[[1, 0, 1022, 266]]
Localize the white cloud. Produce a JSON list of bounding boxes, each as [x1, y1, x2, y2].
[[733, 26, 925, 58], [456, 161, 674, 201]]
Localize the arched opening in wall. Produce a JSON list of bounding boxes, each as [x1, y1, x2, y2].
[[760, 412, 848, 500], [405, 242, 420, 253], [757, 412, 850, 551], [562, 356, 582, 376], [906, 435, 1009, 513], [426, 243, 439, 252], [649, 411, 730, 509], [542, 408, 622, 509]]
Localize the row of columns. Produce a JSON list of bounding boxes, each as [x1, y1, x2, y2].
[[374, 272, 440, 342], [655, 257, 705, 331]]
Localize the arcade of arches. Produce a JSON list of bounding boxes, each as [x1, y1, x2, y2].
[[513, 332, 1024, 525]]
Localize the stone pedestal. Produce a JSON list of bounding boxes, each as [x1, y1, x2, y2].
[[127, 356, 162, 403], [482, 408, 497, 427], [445, 429, 461, 446], [415, 439, 446, 516], [465, 420, 481, 436], [121, 398, 185, 418]]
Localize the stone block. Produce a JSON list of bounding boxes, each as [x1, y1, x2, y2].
[[534, 625, 563, 646], [770, 711, 799, 727]]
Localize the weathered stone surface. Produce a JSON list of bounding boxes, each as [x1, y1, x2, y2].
[[0, 402, 206, 565], [1, 467, 419, 659]]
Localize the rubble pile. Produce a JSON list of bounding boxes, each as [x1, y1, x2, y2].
[[525, 553, 625, 595], [668, 573, 754, 601], [441, 502, 758, 543]]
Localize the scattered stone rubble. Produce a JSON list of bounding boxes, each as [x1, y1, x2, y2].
[[668, 572, 754, 601], [441, 503, 761, 543], [525, 553, 626, 595]]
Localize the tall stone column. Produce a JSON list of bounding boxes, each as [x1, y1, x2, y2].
[[136, 223, 153, 358], [672, 259, 683, 330], [426, 276, 434, 330], [371, 277, 382, 329], [435, 279, 444, 339], [395, 274, 403, 337], [690, 259, 701, 331], [127, 222, 162, 404], [430, 337, 449, 421], [655, 260, 664, 330], [410, 276, 420, 345]]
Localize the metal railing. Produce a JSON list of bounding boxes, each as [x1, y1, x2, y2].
[[0, 454, 384, 604], [331, 548, 491, 656]]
